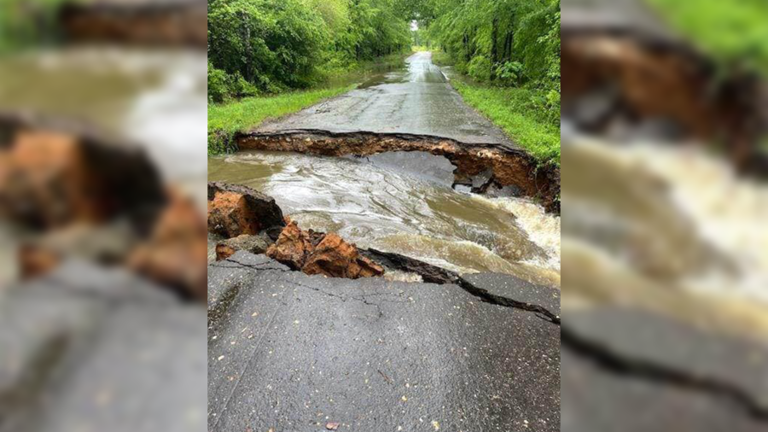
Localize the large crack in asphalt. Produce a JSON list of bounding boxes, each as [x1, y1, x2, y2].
[[363, 249, 561, 324], [562, 310, 768, 422], [214, 243, 768, 422], [234, 129, 561, 214], [207, 250, 561, 431], [214, 251, 560, 325]]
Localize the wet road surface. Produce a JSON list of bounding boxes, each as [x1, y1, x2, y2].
[[0, 262, 206, 432], [208, 252, 560, 432], [258, 52, 517, 147]]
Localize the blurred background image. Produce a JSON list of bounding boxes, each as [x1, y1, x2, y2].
[[561, 0, 768, 430], [0, 1, 207, 431]]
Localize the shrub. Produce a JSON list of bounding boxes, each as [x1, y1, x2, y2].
[[208, 65, 232, 103], [468, 55, 492, 82]]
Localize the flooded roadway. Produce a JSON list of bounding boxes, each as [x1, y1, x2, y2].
[[212, 51, 560, 286], [258, 51, 517, 148], [209, 151, 561, 286]]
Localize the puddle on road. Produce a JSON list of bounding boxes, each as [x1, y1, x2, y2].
[[358, 53, 447, 89], [209, 151, 561, 287]]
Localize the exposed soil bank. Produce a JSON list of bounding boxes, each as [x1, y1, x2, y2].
[[562, 28, 768, 176], [237, 130, 561, 214], [59, 0, 207, 47], [1, 111, 207, 301]]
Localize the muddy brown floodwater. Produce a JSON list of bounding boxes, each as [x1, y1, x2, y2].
[[0, 47, 208, 184], [209, 150, 561, 287], [563, 137, 768, 338]]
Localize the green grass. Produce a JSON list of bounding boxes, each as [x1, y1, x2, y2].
[[0, 0, 72, 54], [452, 81, 560, 164], [208, 85, 354, 154], [430, 48, 559, 164], [648, 0, 768, 73], [431, 50, 454, 67]]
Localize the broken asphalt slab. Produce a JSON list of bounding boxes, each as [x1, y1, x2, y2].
[[0, 260, 206, 432], [208, 251, 560, 431], [562, 306, 768, 431]]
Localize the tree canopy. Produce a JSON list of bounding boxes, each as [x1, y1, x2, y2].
[[416, 0, 560, 88], [208, 0, 413, 102], [207, 0, 562, 122]]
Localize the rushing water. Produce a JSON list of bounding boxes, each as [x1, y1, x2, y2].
[[209, 150, 561, 286], [0, 46, 208, 285], [562, 137, 768, 337], [0, 46, 208, 184]]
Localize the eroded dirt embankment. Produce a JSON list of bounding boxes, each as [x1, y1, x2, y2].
[[237, 130, 561, 214], [562, 28, 768, 176], [59, 0, 208, 47], [1, 111, 208, 301]]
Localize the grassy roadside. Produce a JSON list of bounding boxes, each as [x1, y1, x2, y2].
[[433, 51, 560, 165], [648, 0, 768, 73], [0, 0, 70, 54], [208, 86, 354, 154], [452, 82, 560, 163], [208, 52, 408, 155]]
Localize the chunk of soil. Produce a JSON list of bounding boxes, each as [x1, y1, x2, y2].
[[128, 188, 208, 301], [303, 233, 384, 279], [207, 182, 285, 239], [266, 221, 384, 279], [0, 124, 165, 232], [0, 111, 207, 301]]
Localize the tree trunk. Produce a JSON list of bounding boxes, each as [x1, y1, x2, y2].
[[491, 17, 499, 80]]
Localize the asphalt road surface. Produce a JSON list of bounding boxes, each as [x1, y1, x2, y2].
[[258, 52, 517, 148], [208, 252, 561, 432], [0, 261, 207, 432]]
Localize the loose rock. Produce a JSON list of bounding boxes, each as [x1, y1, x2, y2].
[[128, 189, 208, 301], [267, 222, 384, 279], [207, 182, 285, 239], [303, 233, 384, 279], [0, 115, 166, 232]]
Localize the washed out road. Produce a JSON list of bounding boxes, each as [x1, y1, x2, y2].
[[258, 51, 517, 148], [210, 51, 561, 431]]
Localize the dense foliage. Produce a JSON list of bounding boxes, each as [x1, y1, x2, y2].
[[207, 0, 412, 102], [413, 0, 561, 125]]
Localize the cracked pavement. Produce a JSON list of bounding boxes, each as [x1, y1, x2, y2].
[[562, 307, 768, 431], [207, 252, 560, 431]]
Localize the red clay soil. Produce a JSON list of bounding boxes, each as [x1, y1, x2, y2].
[[266, 220, 384, 279]]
